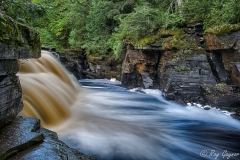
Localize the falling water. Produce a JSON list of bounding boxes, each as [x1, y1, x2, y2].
[[18, 51, 240, 160], [18, 51, 80, 127]]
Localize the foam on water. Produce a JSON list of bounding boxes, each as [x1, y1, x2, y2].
[[18, 52, 240, 160]]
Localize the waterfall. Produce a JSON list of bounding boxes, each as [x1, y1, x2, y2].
[[18, 51, 80, 127], [17, 50, 240, 160]]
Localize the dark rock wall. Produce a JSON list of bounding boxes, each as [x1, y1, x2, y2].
[[58, 49, 125, 80], [159, 52, 216, 104], [121, 23, 240, 108], [121, 45, 160, 88], [0, 14, 41, 127]]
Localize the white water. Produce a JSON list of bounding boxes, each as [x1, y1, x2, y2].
[[18, 51, 240, 160]]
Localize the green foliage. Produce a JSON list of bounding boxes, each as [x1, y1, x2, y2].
[[175, 66, 190, 72], [206, 87, 211, 94], [0, 0, 48, 26], [2, 0, 240, 57], [204, 0, 240, 28], [116, 4, 164, 41], [216, 83, 227, 87], [35, 27, 58, 47], [164, 13, 186, 29]]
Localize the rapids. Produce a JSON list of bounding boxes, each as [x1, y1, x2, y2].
[[18, 51, 240, 160]]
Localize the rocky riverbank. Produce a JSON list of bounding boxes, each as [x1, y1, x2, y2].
[[61, 22, 240, 119], [0, 116, 97, 160]]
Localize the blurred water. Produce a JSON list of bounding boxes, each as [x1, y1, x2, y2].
[[18, 51, 240, 160], [53, 79, 240, 160]]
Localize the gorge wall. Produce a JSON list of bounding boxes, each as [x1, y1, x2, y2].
[[0, 14, 41, 127], [66, 22, 240, 119], [120, 22, 240, 118]]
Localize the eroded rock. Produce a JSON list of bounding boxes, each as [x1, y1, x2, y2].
[[121, 45, 160, 89], [0, 116, 98, 160], [0, 14, 41, 128]]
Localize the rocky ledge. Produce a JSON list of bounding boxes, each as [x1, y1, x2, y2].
[[0, 116, 97, 160], [0, 14, 41, 127], [119, 22, 240, 118]]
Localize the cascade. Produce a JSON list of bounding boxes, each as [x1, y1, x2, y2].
[[18, 51, 80, 127], [17, 50, 240, 160]]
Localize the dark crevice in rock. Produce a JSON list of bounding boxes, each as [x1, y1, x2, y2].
[[207, 53, 221, 82], [0, 75, 8, 82], [156, 51, 162, 70], [212, 51, 229, 83]]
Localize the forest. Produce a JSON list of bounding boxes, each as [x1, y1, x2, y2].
[[1, 0, 240, 57]]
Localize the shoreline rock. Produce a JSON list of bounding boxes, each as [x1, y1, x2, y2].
[[0, 116, 98, 160]]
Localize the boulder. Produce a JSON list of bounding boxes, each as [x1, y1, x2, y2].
[[0, 116, 98, 160], [201, 85, 240, 107]]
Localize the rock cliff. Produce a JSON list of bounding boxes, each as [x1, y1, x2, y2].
[[0, 14, 41, 127], [120, 22, 240, 117], [57, 22, 240, 118]]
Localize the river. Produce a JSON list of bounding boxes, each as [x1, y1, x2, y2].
[[18, 51, 240, 160]]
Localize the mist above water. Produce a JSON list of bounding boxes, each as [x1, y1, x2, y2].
[[18, 51, 240, 160]]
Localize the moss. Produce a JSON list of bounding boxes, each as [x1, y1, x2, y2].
[[0, 14, 24, 46], [0, 13, 41, 57], [159, 29, 188, 49], [157, 29, 185, 38], [137, 35, 157, 47], [134, 28, 188, 49], [175, 66, 191, 72], [215, 83, 227, 87], [205, 87, 211, 94], [187, 18, 203, 24], [205, 24, 240, 36]]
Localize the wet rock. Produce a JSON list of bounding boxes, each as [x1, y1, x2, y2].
[[121, 46, 160, 88], [204, 106, 211, 110], [159, 52, 216, 104], [0, 14, 41, 128], [221, 50, 240, 87], [201, 85, 240, 107], [0, 116, 44, 159], [0, 76, 23, 128], [0, 116, 98, 160], [207, 52, 229, 82], [41, 46, 56, 52], [85, 53, 124, 80], [204, 31, 240, 51]]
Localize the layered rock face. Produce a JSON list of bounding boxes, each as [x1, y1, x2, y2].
[[58, 49, 124, 80], [121, 22, 240, 110], [83, 52, 124, 80], [121, 45, 160, 88], [0, 14, 41, 127], [203, 31, 240, 108]]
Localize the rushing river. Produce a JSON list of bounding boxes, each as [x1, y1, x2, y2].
[[18, 51, 240, 160]]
